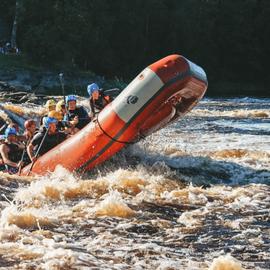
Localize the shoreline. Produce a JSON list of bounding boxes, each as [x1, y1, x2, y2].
[[0, 55, 268, 98]]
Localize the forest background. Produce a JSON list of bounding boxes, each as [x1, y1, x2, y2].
[[0, 0, 269, 96]]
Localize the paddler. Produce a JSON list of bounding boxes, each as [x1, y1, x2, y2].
[[56, 100, 67, 120], [64, 95, 90, 131], [27, 116, 67, 163], [40, 99, 57, 126], [23, 119, 37, 141], [87, 83, 112, 119], [0, 127, 24, 174]]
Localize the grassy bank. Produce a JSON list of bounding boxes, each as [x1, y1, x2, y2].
[[0, 53, 42, 71]]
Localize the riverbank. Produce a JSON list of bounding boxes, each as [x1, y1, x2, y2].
[[0, 54, 126, 96], [0, 54, 268, 97]]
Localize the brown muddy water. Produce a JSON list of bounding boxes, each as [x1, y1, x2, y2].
[[0, 97, 269, 269]]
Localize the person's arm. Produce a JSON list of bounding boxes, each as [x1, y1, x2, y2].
[[88, 98, 95, 118], [17, 134, 27, 143], [27, 143, 37, 163], [63, 113, 78, 127], [24, 130, 32, 141], [27, 134, 42, 162], [0, 144, 20, 167], [70, 116, 79, 127], [16, 141, 26, 150]]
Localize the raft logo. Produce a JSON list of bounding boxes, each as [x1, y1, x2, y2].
[[127, 95, 138, 104]]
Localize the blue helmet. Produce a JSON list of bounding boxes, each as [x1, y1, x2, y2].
[[43, 117, 57, 128], [65, 95, 77, 103], [4, 127, 17, 138], [87, 83, 100, 96]]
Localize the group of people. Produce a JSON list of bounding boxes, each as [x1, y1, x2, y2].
[[0, 42, 19, 55], [0, 83, 113, 174]]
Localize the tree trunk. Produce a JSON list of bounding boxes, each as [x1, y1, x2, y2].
[[10, 0, 20, 49]]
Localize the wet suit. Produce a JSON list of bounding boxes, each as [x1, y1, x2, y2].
[[31, 130, 67, 156], [64, 106, 90, 129]]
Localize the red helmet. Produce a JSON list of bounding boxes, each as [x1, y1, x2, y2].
[[24, 119, 36, 129]]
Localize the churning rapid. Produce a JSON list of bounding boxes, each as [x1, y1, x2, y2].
[[0, 97, 269, 270]]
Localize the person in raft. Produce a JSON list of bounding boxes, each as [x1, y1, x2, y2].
[[54, 100, 72, 132], [7, 122, 25, 143], [21, 119, 38, 166], [27, 116, 67, 163], [40, 99, 57, 126], [63, 95, 90, 131], [24, 119, 37, 141], [56, 100, 67, 120], [87, 83, 112, 119], [0, 127, 24, 174]]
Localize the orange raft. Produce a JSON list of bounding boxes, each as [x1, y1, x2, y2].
[[20, 54, 208, 176]]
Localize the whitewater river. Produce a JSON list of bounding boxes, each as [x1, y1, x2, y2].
[[0, 97, 269, 269]]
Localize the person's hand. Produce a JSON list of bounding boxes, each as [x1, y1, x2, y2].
[[64, 127, 71, 134], [70, 116, 79, 127], [17, 161, 24, 168], [88, 112, 94, 119], [73, 116, 79, 124], [30, 156, 37, 163], [17, 142, 25, 149]]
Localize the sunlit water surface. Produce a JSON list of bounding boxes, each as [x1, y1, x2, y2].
[[0, 97, 269, 269]]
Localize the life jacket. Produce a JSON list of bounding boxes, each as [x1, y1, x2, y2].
[[64, 106, 90, 129], [31, 129, 67, 156], [89, 93, 111, 116], [1, 142, 23, 174], [4, 142, 22, 163]]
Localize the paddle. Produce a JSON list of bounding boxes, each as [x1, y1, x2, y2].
[[18, 135, 33, 175], [59, 73, 65, 105], [0, 122, 8, 134], [18, 141, 27, 175], [26, 128, 49, 176]]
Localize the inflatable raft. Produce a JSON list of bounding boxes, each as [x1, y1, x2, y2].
[[21, 54, 208, 176]]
